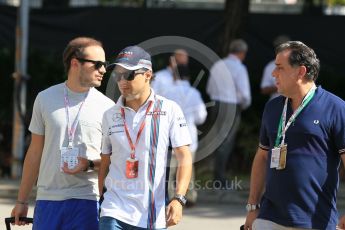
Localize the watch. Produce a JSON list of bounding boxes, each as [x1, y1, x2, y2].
[[173, 194, 187, 206], [84, 160, 95, 171], [246, 203, 260, 212]]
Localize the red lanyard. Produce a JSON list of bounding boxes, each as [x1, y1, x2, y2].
[[64, 85, 89, 148], [121, 100, 153, 159]]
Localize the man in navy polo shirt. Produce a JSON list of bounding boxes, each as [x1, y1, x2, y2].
[[244, 41, 345, 229]]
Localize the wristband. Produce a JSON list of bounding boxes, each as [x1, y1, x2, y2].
[[16, 200, 28, 205]]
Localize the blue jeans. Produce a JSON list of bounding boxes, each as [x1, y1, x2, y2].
[[99, 216, 166, 230]]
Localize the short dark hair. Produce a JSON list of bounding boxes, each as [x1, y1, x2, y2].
[[275, 41, 320, 81], [62, 37, 103, 73]]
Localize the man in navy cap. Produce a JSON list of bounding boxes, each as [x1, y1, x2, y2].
[[98, 46, 193, 230]]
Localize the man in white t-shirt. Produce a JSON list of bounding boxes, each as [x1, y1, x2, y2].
[[99, 46, 192, 230], [11, 37, 115, 229]]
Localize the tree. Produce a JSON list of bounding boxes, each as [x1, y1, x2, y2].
[[221, 0, 250, 57]]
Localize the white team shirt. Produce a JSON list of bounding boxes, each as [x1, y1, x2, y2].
[[100, 89, 192, 228], [206, 54, 251, 110]]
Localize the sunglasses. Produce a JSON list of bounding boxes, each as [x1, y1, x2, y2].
[[114, 69, 147, 82], [76, 58, 108, 70]]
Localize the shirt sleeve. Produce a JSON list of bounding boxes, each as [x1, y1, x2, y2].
[[169, 101, 192, 148], [29, 94, 45, 135], [191, 90, 207, 125], [101, 112, 112, 155], [259, 103, 270, 151], [234, 65, 251, 110], [332, 102, 345, 154], [206, 65, 216, 97]]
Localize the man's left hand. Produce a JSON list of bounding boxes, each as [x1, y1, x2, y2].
[[338, 215, 345, 230], [62, 157, 88, 174], [166, 199, 183, 227]]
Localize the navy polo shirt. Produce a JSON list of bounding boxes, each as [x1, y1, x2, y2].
[[258, 86, 345, 229]]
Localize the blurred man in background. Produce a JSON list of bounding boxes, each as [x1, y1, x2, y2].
[[206, 39, 251, 188]]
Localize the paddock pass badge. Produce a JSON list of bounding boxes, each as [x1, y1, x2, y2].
[[126, 157, 139, 179]]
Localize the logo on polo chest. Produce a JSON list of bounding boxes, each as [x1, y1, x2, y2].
[[112, 112, 122, 122], [147, 111, 166, 116]]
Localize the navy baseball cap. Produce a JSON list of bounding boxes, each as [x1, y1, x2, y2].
[[107, 46, 152, 71]]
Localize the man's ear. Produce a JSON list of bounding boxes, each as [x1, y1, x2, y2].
[[145, 71, 152, 81], [70, 58, 79, 69], [299, 65, 308, 79]]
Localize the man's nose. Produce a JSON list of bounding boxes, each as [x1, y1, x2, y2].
[[99, 65, 106, 75]]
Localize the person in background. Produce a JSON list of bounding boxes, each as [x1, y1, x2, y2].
[[206, 39, 251, 188], [163, 64, 207, 206], [260, 35, 290, 100], [152, 49, 189, 97]]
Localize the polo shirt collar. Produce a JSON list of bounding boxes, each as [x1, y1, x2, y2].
[[117, 88, 156, 110]]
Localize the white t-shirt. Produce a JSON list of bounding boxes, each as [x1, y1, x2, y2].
[[29, 83, 115, 201], [100, 89, 192, 228], [261, 60, 280, 99], [162, 80, 207, 152], [206, 54, 251, 110]]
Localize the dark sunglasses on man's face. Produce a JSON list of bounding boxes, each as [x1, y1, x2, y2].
[[114, 69, 147, 82], [76, 58, 108, 70]]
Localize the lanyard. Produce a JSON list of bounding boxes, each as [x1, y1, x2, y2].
[[64, 85, 89, 148], [121, 100, 154, 159], [275, 85, 317, 147]]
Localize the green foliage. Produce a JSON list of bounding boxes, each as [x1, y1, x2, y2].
[[26, 49, 65, 118], [0, 47, 65, 124], [328, 0, 345, 5], [232, 109, 261, 172]]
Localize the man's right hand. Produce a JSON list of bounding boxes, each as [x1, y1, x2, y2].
[[243, 210, 259, 230], [11, 203, 29, 226]]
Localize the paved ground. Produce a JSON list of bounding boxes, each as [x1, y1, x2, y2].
[[0, 199, 34, 230], [0, 178, 247, 230], [2, 178, 345, 230], [0, 200, 245, 230], [170, 203, 245, 230]]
